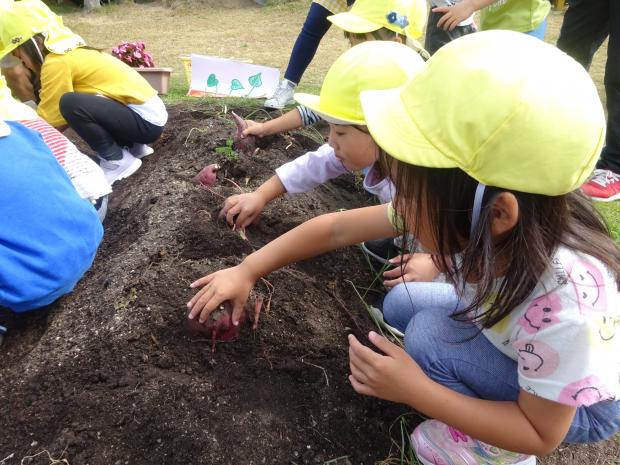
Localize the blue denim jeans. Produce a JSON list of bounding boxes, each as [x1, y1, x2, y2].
[[383, 282, 620, 443], [284, 2, 333, 84]]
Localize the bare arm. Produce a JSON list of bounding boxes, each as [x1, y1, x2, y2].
[[188, 204, 396, 322], [242, 108, 303, 138]]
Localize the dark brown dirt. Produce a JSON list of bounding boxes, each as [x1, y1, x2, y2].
[[0, 104, 618, 465]]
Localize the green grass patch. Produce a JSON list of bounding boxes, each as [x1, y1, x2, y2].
[[597, 202, 620, 244]]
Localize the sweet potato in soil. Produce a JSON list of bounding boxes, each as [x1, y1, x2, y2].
[[231, 111, 256, 156], [0, 105, 615, 465], [185, 294, 263, 352]]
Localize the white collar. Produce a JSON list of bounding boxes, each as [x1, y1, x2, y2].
[[0, 120, 10, 138]]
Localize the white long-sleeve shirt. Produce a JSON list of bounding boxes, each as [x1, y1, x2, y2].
[[275, 142, 395, 203]]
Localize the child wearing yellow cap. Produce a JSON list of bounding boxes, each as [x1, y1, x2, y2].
[[263, 0, 427, 111], [433, 0, 550, 40], [221, 42, 422, 231], [188, 31, 620, 464], [0, 0, 168, 186], [223, 41, 435, 286]]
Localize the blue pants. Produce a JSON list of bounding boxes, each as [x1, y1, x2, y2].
[[284, 2, 333, 84], [383, 282, 620, 443]]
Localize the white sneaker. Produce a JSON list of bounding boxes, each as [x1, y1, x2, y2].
[[99, 149, 142, 185], [128, 143, 154, 159], [264, 79, 296, 109]]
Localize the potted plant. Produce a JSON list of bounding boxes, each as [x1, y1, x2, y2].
[[112, 41, 173, 95]]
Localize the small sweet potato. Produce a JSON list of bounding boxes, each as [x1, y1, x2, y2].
[[194, 163, 220, 187], [186, 293, 263, 352], [231, 111, 256, 156]]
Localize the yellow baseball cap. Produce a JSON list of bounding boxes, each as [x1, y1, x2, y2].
[[0, 0, 86, 58], [328, 0, 427, 40], [361, 31, 606, 195], [294, 41, 425, 125]]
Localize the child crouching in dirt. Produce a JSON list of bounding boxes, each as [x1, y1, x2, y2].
[[0, 0, 168, 186], [222, 41, 438, 286], [224, 0, 431, 277], [0, 75, 111, 220], [0, 118, 103, 314], [188, 32, 620, 464]]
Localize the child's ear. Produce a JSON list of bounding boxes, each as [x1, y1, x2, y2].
[[489, 192, 519, 237], [392, 35, 404, 44]]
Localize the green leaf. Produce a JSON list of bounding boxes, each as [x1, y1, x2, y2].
[[230, 79, 244, 91], [248, 73, 262, 88], [207, 73, 219, 87]]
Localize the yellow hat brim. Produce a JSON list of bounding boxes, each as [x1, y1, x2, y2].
[[328, 13, 381, 34], [360, 86, 458, 169], [294, 92, 367, 125]]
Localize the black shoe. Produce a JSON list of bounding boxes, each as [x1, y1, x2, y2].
[[361, 238, 401, 264]]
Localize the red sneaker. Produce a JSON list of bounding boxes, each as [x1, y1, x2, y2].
[[581, 169, 620, 202]]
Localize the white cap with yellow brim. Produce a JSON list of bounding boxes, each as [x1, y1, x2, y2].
[[294, 40, 425, 126], [360, 30, 606, 196], [328, 0, 427, 40]]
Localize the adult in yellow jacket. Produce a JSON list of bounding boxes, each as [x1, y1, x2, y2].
[[0, 0, 168, 185]]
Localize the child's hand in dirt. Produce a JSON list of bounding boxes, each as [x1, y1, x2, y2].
[[219, 192, 266, 229], [187, 264, 256, 326], [433, 0, 475, 31], [242, 120, 267, 138], [348, 331, 430, 406], [382, 253, 440, 287]]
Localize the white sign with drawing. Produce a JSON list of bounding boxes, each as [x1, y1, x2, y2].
[[188, 54, 280, 98]]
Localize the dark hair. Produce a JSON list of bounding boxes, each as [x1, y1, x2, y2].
[[381, 151, 620, 329], [344, 28, 407, 44]]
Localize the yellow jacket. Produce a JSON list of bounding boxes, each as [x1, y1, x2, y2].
[[38, 47, 157, 127]]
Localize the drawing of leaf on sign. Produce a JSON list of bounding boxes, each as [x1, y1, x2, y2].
[[246, 73, 263, 97], [207, 73, 219, 94], [229, 78, 244, 95]]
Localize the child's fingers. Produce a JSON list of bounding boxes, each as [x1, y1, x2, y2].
[[349, 353, 370, 384], [189, 274, 214, 289], [348, 374, 374, 397], [368, 331, 400, 357], [383, 277, 404, 288], [348, 334, 382, 368], [388, 253, 411, 266], [231, 299, 246, 326], [383, 267, 403, 279], [226, 204, 242, 226]]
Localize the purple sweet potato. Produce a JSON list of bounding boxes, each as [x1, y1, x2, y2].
[[194, 163, 220, 187], [231, 111, 256, 156], [186, 293, 263, 352]]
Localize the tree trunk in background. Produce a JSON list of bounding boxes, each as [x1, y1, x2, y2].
[[83, 0, 100, 11]]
